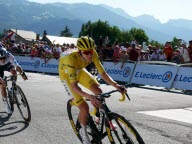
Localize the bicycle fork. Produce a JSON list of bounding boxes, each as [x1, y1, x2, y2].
[[101, 105, 116, 131]]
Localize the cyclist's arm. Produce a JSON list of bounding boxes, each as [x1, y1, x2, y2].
[[66, 57, 92, 99], [7, 51, 27, 80], [93, 50, 127, 93], [6, 51, 19, 67]]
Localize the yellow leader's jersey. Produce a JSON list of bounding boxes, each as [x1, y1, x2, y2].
[[59, 49, 105, 82]]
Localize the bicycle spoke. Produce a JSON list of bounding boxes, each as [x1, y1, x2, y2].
[[113, 130, 124, 144], [106, 113, 145, 144], [115, 119, 133, 143]]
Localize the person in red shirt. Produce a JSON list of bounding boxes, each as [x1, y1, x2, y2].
[[163, 42, 173, 62], [127, 41, 139, 61]]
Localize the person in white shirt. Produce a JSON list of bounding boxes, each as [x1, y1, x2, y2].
[[150, 48, 159, 61], [53, 43, 61, 59], [180, 40, 190, 63], [158, 50, 166, 61]]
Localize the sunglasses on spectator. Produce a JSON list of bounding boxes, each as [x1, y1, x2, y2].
[[81, 50, 94, 55]]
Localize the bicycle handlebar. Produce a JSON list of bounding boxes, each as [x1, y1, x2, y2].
[[90, 89, 130, 115], [3, 72, 28, 82], [98, 89, 131, 102]]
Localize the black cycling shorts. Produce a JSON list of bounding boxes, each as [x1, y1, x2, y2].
[[0, 62, 15, 78]]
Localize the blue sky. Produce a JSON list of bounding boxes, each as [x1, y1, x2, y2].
[[27, 0, 192, 23]]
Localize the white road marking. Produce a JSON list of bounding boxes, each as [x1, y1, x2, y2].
[[137, 108, 192, 124]]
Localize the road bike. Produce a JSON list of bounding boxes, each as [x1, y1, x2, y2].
[[67, 89, 145, 144], [4, 73, 31, 122]]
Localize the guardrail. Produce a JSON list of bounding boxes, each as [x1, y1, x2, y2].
[[15, 55, 192, 91]]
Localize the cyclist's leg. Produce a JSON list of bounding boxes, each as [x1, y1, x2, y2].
[[61, 78, 91, 144], [0, 65, 12, 114], [6, 62, 18, 95], [0, 65, 6, 99], [78, 68, 102, 122], [77, 101, 92, 144]]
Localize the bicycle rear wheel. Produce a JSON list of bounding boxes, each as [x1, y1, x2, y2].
[[15, 85, 31, 122], [106, 112, 145, 144]]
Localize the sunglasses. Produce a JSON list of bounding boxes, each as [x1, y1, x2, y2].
[[82, 50, 94, 55], [0, 57, 6, 60]]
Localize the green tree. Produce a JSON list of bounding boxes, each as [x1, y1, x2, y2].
[[79, 20, 149, 45], [148, 40, 163, 48], [129, 28, 149, 44], [171, 37, 181, 50], [60, 25, 73, 37]]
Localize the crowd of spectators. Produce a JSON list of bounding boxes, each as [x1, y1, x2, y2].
[[0, 40, 76, 64], [1, 34, 192, 67], [97, 38, 192, 69]]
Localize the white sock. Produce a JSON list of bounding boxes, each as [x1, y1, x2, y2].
[[80, 124, 87, 135], [2, 97, 7, 101]]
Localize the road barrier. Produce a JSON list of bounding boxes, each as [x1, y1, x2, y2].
[[15, 56, 192, 91]]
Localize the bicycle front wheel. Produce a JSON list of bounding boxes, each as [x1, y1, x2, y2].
[[15, 85, 31, 122], [106, 112, 145, 144], [6, 87, 14, 112], [67, 100, 83, 143]]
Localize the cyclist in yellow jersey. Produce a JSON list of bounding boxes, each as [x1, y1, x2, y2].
[[59, 36, 127, 144]]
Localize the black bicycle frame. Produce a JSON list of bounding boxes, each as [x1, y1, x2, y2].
[[87, 97, 113, 143]]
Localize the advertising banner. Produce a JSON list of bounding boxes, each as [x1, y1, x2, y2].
[[15, 56, 59, 74], [172, 67, 192, 90], [98, 62, 136, 82], [131, 63, 178, 88]]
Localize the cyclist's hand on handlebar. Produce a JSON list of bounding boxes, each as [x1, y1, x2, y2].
[[116, 85, 127, 94], [89, 95, 101, 108], [21, 72, 28, 81]]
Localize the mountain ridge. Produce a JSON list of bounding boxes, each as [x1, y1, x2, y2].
[[0, 0, 191, 43]]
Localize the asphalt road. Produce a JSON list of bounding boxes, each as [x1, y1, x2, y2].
[[0, 72, 192, 144]]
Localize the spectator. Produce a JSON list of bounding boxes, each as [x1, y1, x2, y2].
[[70, 43, 76, 49], [188, 40, 192, 62], [143, 49, 150, 61], [4, 30, 16, 44], [127, 41, 139, 61], [24, 45, 31, 54], [44, 41, 51, 50], [158, 50, 166, 61], [17, 45, 25, 54], [163, 42, 174, 62], [53, 43, 61, 60], [104, 36, 109, 46], [61, 46, 65, 52], [98, 46, 106, 63], [98, 36, 103, 47], [43, 48, 53, 64], [147, 45, 153, 55], [105, 44, 114, 61], [138, 50, 145, 61], [112, 45, 121, 63], [180, 40, 190, 63], [120, 48, 129, 68], [172, 49, 184, 64]]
